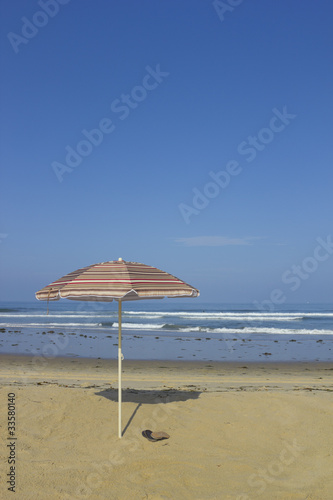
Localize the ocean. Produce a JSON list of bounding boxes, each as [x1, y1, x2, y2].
[[0, 301, 332, 362]]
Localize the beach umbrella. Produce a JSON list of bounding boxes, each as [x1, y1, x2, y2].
[[35, 258, 199, 438]]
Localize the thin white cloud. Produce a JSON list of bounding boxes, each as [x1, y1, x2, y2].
[[175, 236, 262, 247]]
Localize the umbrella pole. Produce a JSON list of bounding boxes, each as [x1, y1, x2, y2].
[[118, 300, 122, 438]]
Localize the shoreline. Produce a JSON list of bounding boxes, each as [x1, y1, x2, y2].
[[2, 351, 333, 367], [1, 353, 332, 392]]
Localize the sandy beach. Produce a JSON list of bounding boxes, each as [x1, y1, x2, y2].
[[1, 355, 332, 499]]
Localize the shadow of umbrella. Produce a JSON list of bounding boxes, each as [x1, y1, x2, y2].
[[96, 388, 201, 437]]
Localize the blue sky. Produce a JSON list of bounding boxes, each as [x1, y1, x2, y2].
[[0, 0, 332, 303]]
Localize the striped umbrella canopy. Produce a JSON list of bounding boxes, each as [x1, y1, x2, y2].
[[35, 258, 199, 437]]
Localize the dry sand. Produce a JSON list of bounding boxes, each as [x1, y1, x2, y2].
[[0, 355, 332, 499]]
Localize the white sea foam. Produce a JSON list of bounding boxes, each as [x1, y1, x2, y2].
[[0, 322, 100, 328], [207, 327, 333, 336], [123, 311, 333, 321], [2, 311, 332, 322], [0, 313, 108, 318], [103, 322, 164, 330], [99, 323, 333, 336]]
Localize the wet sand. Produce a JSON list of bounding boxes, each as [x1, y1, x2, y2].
[[0, 355, 332, 499], [1, 325, 332, 362]]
